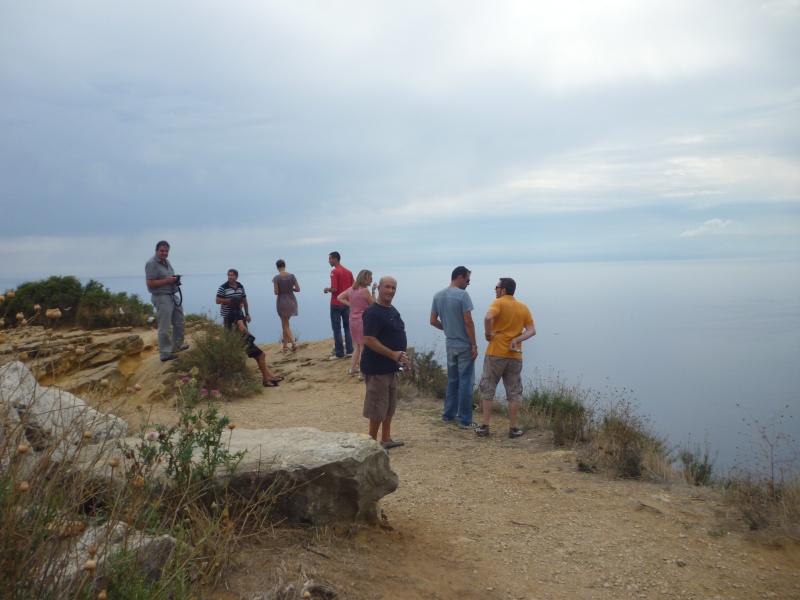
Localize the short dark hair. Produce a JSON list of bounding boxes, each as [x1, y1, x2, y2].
[[276, 259, 286, 269], [451, 266, 470, 281], [499, 277, 516, 296], [329, 251, 341, 261], [229, 296, 243, 310], [227, 268, 238, 276], [155, 240, 170, 251]]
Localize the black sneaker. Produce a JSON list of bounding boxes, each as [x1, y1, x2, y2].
[[160, 354, 178, 362], [458, 422, 478, 430], [475, 424, 490, 437], [509, 427, 524, 438], [380, 440, 405, 450]]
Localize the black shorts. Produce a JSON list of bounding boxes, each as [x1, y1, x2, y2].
[[246, 341, 263, 359]]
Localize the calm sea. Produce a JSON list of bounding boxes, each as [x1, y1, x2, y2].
[[4, 259, 799, 473]]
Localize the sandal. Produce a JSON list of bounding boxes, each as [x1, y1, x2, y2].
[[263, 380, 277, 387], [291, 344, 298, 352]]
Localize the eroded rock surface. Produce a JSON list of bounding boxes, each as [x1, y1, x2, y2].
[[220, 427, 399, 525], [0, 360, 128, 464]]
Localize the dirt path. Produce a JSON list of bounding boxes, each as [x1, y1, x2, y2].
[[135, 337, 799, 599]]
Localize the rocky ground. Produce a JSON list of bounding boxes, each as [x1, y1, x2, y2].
[[4, 326, 799, 599]]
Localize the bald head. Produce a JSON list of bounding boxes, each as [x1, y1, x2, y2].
[[376, 276, 397, 306]]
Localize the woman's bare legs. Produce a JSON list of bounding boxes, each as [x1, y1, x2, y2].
[[349, 343, 362, 374], [280, 316, 296, 350]]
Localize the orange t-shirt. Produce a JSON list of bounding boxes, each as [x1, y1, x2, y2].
[[486, 296, 534, 359]]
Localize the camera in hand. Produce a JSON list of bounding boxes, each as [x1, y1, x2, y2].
[[174, 275, 182, 286]]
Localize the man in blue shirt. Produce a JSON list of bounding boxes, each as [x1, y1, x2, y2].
[[430, 266, 478, 429], [361, 276, 411, 450]]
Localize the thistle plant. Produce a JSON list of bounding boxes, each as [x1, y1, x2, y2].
[[125, 370, 244, 493]]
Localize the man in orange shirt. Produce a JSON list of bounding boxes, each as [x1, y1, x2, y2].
[[476, 278, 536, 438]]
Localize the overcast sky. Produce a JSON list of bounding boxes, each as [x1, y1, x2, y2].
[[1, 0, 798, 281]]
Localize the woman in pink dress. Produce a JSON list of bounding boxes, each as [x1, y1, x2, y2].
[[337, 269, 376, 379]]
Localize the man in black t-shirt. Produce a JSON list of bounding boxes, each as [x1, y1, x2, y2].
[[361, 276, 411, 450]]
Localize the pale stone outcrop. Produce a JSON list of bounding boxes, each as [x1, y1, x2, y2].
[[0, 326, 144, 393], [78, 427, 399, 526], [219, 427, 399, 525], [0, 361, 128, 465], [2, 362, 399, 527]]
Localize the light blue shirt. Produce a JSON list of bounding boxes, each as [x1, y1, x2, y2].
[[431, 287, 474, 350]]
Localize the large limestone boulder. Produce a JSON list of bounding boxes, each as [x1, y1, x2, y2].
[[0, 361, 128, 465], [220, 427, 399, 525], [3, 361, 398, 527], [82, 427, 399, 527]]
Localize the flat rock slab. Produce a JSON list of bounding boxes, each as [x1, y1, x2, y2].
[[220, 427, 399, 525]]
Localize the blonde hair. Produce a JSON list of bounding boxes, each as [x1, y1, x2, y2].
[[354, 269, 373, 289]]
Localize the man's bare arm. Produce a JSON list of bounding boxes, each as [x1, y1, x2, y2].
[[509, 324, 536, 351], [364, 335, 410, 369]]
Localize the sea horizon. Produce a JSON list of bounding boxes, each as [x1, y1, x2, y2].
[[3, 257, 799, 475]]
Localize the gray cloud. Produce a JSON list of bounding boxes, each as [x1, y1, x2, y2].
[[1, 0, 798, 279]]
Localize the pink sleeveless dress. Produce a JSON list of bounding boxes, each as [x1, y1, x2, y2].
[[347, 286, 370, 345]]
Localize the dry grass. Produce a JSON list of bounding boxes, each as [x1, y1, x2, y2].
[[0, 367, 280, 599]]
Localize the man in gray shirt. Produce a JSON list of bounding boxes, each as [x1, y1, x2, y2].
[[430, 266, 478, 429], [145, 240, 186, 362]]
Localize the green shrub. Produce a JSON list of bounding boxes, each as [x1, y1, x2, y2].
[[3, 276, 83, 323], [522, 387, 587, 446], [517, 370, 589, 446], [128, 377, 245, 492], [2, 276, 153, 329], [0, 373, 272, 598], [679, 439, 716, 486], [404, 347, 448, 399], [594, 400, 670, 479], [185, 312, 214, 325], [176, 323, 257, 396]]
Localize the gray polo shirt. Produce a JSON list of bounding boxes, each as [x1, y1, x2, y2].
[[145, 254, 177, 295]]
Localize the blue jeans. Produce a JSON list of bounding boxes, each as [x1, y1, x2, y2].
[[330, 305, 353, 357], [442, 346, 475, 426]]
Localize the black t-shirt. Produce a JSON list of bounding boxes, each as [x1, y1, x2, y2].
[[224, 308, 244, 330], [360, 303, 407, 375], [225, 308, 262, 358]]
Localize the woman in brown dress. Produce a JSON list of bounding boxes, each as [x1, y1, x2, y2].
[[272, 259, 300, 351]]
